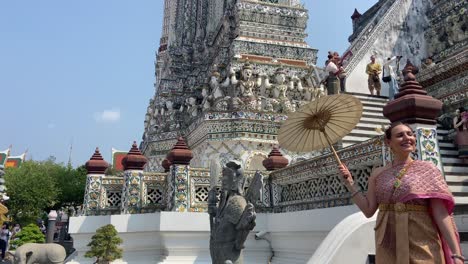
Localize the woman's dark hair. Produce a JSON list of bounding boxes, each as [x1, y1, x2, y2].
[[385, 122, 412, 139]]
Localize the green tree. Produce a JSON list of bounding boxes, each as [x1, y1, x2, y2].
[[4, 158, 88, 225], [10, 223, 45, 248], [54, 165, 87, 207], [85, 224, 123, 264], [5, 160, 60, 225]]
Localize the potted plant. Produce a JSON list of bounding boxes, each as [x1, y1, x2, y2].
[[84, 224, 123, 264]]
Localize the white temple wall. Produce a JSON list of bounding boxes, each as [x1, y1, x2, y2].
[[346, 0, 432, 96], [69, 205, 468, 263], [306, 212, 377, 264], [68, 206, 359, 263]]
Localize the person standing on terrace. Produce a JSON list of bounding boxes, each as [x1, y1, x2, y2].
[[453, 107, 468, 163], [325, 52, 343, 95], [366, 55, 382, 96], [382, 56, 402, 100], [339, 122, 464, 264]]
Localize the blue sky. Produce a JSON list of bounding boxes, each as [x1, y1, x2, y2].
[[0, 0, 377, 167]]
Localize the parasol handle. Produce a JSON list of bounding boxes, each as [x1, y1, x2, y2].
[[322, 131, 343, 166]]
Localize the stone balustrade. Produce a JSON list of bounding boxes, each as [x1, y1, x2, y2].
[[85, 136, 388, 216], [269, 136, 387, 212], [87, 172, 167, 215]]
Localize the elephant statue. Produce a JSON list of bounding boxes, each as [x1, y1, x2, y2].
[[14, 243, 66, 264]]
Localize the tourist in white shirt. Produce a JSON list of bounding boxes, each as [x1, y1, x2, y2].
[[0, 223, 10, 262], [325, 54, 342, 95], [382, 56, 401, 100]]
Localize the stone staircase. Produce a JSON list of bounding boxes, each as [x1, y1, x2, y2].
[[437, 127, 468, 204], [342, 93, 390, 148], [343, 93, 468, 203]]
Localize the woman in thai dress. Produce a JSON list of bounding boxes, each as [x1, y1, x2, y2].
[[339, 122, 463, 263], [453, 107, 468, 163]]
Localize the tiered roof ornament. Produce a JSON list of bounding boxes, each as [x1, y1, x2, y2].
[[351, 8, 362, 20], [85, 148, 108, 174], [167, 137, 193, 165], [383, 60, 442, 124], [263, 146, 289, 171], [122, 141, 148, 170]]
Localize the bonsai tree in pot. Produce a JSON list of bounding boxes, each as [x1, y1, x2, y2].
[[10, 223, 45, 249], [85, 224, 123, 264]]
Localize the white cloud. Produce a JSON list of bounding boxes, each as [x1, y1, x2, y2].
[[94, 109, 121, 123]]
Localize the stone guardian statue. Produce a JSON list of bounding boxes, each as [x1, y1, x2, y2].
[[208, 161, 263, 264]]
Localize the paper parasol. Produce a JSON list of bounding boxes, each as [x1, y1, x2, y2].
[[278, 94, 363, 165]]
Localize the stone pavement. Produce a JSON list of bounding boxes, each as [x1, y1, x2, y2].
[[3, 251, 14, 263]]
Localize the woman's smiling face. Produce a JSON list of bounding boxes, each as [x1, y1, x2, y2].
[[386, 124, 416, 155]]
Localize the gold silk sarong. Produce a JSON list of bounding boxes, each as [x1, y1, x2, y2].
[[375, 203, 445, 264], [374, 160, 460, 263]]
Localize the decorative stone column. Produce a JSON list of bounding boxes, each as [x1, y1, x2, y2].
[[121, 141, 148, 214], [166, 137, 193, 212], [83, 148, 108, 215], [263, 147, 289, 208], [46, 210, 57, 243], [58, 211, 68, 243], [383, 61, 444, 172]]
